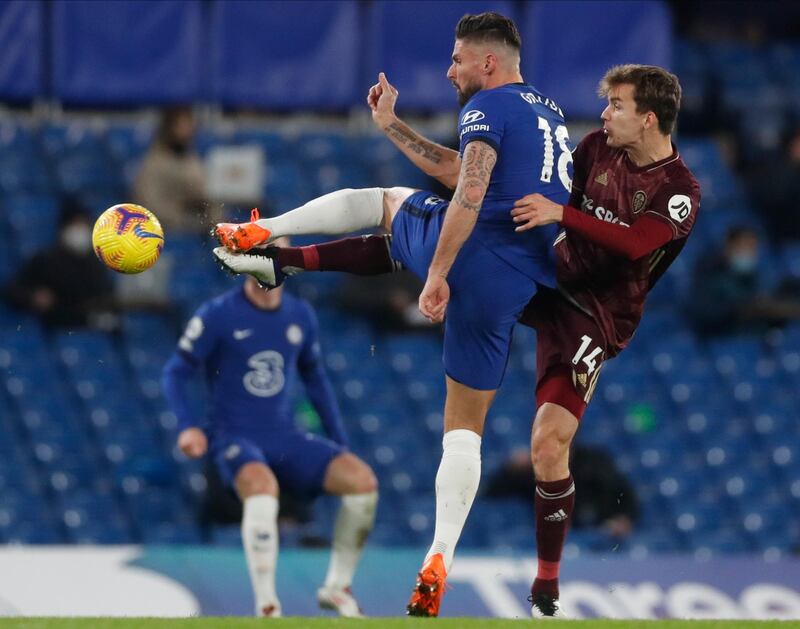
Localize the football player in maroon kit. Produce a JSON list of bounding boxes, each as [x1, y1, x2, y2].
[[511, 64, 700, 617]]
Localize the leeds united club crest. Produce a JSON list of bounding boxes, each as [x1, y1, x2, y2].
[[632, 190, 647, 213]]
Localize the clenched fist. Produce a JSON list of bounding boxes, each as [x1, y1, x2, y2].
[[177, 427, 208, 458]]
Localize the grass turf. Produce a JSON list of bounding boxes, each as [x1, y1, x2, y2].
[[0, 619, 797, 628]]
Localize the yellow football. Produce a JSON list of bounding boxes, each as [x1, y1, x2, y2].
[[92, 204, 164, 274]]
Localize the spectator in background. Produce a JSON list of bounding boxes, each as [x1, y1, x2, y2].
[[133, 106, 217, 235], [750, 127, 800, 243], [686, 226, 800, 336], [4, 199, 117, 329], [485, 445, 638, 540]]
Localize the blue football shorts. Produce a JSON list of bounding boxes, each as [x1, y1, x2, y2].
[[210, 430, 344, 496], [390, 190, 539, 390]]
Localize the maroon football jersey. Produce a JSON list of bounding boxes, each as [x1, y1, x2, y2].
[[556, 129, 701, 355]]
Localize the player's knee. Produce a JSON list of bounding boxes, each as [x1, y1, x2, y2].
[[346, 455, 379, 494], [382, 187, 414, 229], [354, 465, 378, 494], [531, 425, 569, 475], [235, 463, 278, 499], [326, 453, 378, 495]]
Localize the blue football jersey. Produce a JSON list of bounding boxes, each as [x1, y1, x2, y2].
[[458, 83, 574, 284], [168, 287, 346, 446]]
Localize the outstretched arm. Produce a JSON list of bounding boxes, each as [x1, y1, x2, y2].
[[419, 140, 498, 322], [511, 194, 673, 260], [162, 352, 208, 458], [368, 73, 461, 189]]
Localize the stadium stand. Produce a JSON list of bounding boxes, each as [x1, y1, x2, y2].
[[0, 0, 798, 561], [1, 92, 799, 556]]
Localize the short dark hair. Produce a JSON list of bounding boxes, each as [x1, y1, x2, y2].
[[156, 105, 194, 145], [599, 64, 682, 135], [455, 12, 521, 51]]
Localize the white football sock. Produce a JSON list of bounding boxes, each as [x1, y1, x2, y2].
[[324, 491, 378, 589], [241, 494, 280, 615], [425, 429, 482, 572], [258, 188, 385, 237]]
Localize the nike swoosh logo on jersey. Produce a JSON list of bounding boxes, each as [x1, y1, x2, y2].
[[233, 329, 254, 340]]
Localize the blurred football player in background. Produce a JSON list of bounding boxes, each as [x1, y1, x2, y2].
[[161, 261, 377, 618], [212, 12, 574, 617]]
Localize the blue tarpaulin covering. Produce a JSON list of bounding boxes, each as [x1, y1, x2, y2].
[[0, 0, 672, 115], [0, 0, 44, 100]]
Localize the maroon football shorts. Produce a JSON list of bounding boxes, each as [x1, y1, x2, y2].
[[520, 287, 608, 421]]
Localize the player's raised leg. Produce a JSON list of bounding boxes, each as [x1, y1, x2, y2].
[[407, 378, 493, 617], [214, 187, 415, 252], [235, 462, 282, 617], [529, 386, 579, 618], [273, 234, 400, 276], [318, 452, 379, 618]]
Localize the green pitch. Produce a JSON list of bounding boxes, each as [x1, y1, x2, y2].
[[0, 619, 797, 629]]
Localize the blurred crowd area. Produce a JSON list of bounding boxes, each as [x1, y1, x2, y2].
[[0, 1, 799, 558]]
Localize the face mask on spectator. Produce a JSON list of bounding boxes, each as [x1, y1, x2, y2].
[[61, 224, 93, 254], [730, 253, 757, 274]]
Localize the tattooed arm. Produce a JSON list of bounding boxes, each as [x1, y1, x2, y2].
[[418, 140, 498, 322], [368, 73, 461, 189]]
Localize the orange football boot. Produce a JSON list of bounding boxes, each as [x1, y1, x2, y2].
[[213, 208, 273, 252], [406, 553, 448, 617]]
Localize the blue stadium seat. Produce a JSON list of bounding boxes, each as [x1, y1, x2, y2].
[[0, 230, 21, 284], [691, 529, 752, 553], [125, 488, 191, 526], [233, 128, 291, 161], [625, 528, 687, 554], [707, 337, 768, 377], [1, 193, 60, 258], [123, 311, 178, 343], [54, 149, 124, 197], [209, 524, 243, 547], [54, 329, 118, 360], [0, 491, 62, 542], [141, 520, 203, 545], [2, 93, 798, 552], [1, 521, 65, 544], [769, 44, 800, 85], [0, 150, 54, 194], [106, 123, 154, 165], [0, 121, 41, 157]]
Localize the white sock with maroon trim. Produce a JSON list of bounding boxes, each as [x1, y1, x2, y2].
[[258, 188, 385, 237]]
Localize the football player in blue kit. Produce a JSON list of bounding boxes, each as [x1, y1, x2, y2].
[[212, 13, 573, 616], [161, 269, 378, 618]]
